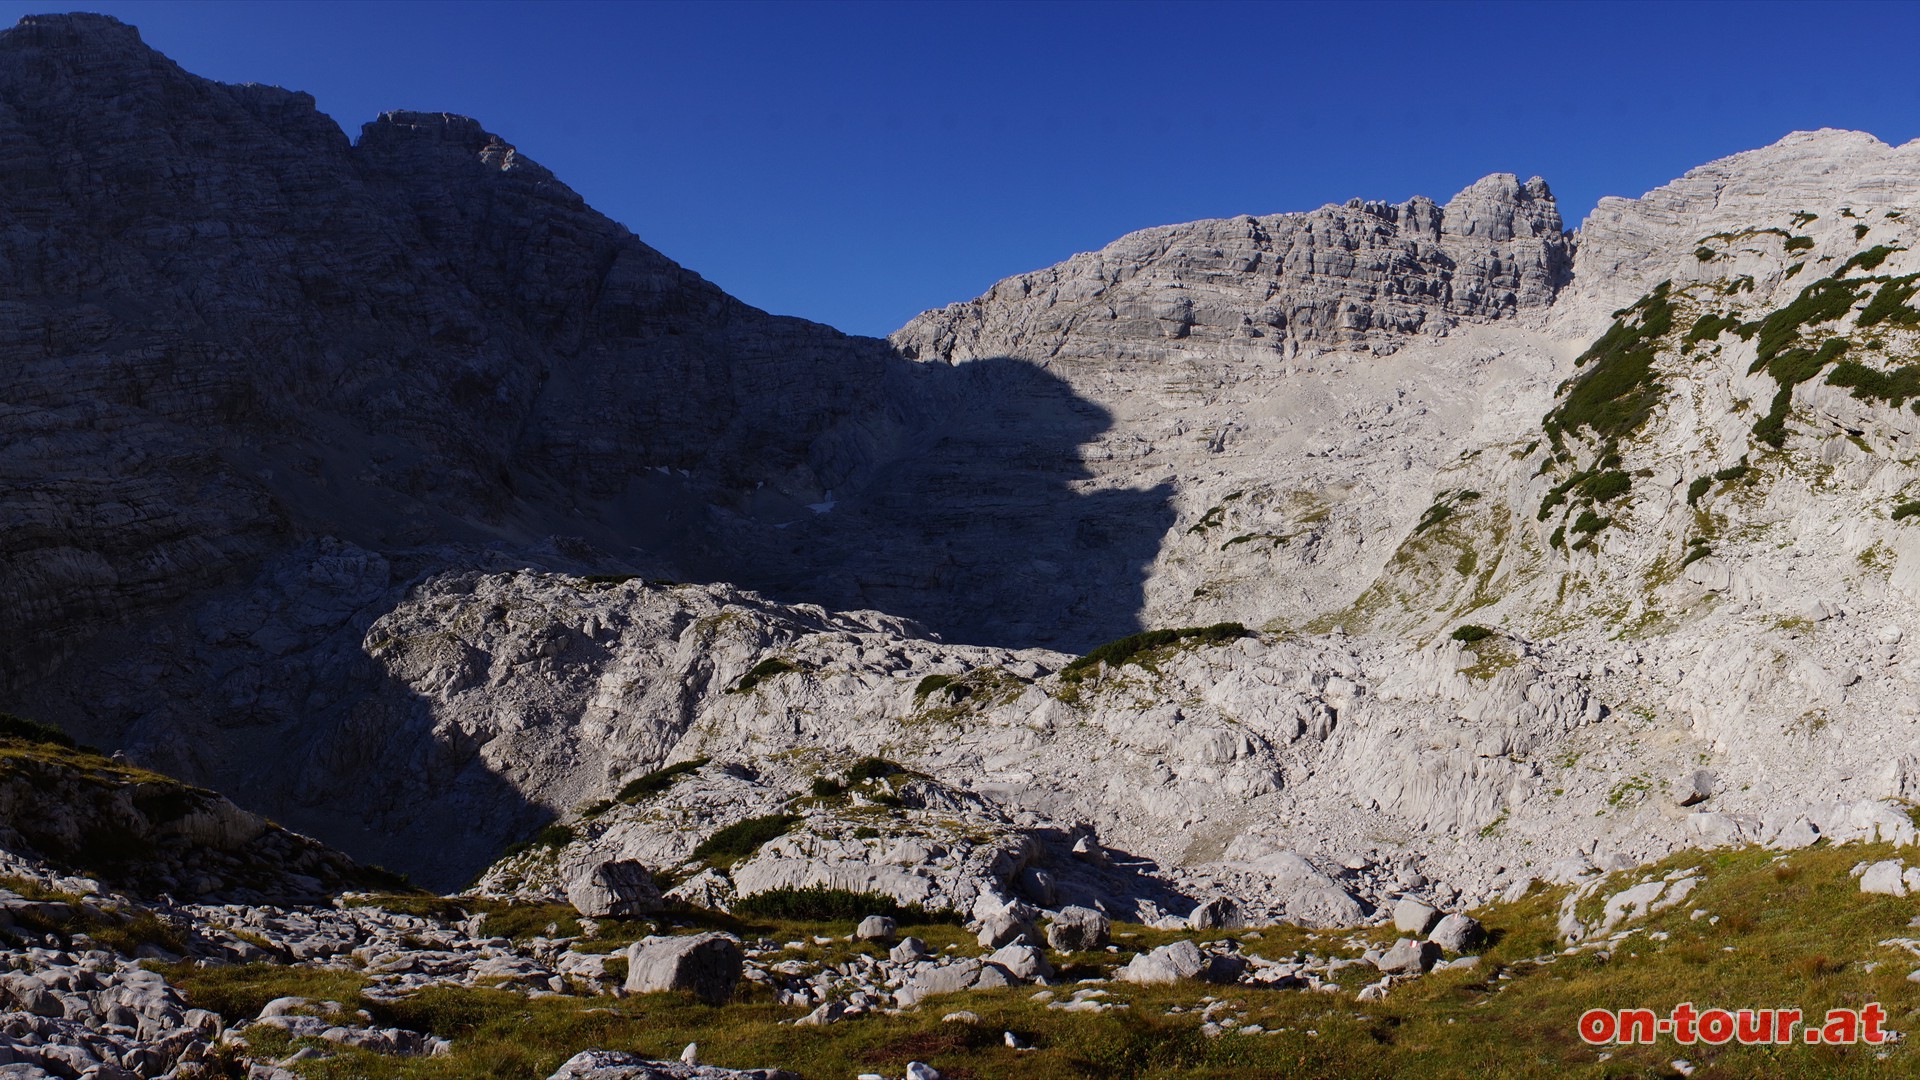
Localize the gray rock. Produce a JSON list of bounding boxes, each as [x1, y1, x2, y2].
[[1115, 940, 1206, 985], [1391, 898, 1440, 936], [1674, 771, 1715, 807], [1373, 938, 1439, 974], [1861, 860, 1907, 896], [985, 943, 1051, 981], [545, 1050, 799, 1079], [624, 934, 743, 1004], [1428, 914, 1487, 954], [1044, 906, 1111, 953], [567, 861, 662, 919], [1187, 896, 1246, 931], [854, 915, 896, 941], [889, 936, 931, 963]]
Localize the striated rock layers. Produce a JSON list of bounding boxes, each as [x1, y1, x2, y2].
[[15, 12, 1920, 919]]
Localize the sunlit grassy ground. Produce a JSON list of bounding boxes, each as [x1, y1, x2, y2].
[[172, 841, 1920, 1079]]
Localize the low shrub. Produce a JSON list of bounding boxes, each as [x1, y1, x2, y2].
[[691, 814, 799, 867], [1450, 625, 1495, 643], [728, 658, 800, 694], [1893, 502, 1920, 522], [913, 673, 955, 699], [1061, 623, 1251, 678], [730, 886, 962, 925], [0, 712, 77, 749], [845, 757, 900, 783], [617, 757, 709, 803]]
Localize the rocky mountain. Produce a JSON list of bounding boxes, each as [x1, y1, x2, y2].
[[8, 7, 1920, 960]]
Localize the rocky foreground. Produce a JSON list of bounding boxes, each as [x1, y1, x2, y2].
[[6, 821, 1920, 1078]]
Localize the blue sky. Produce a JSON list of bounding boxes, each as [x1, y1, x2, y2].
[[4, 1, 1917, 336]]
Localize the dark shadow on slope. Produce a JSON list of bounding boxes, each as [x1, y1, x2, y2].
[[691, 355, 1177, 654]]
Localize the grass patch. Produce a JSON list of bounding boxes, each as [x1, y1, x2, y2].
[[617, 758, 710, 803]]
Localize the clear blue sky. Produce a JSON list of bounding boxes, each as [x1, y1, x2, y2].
[[4, 1, 1916, 337]]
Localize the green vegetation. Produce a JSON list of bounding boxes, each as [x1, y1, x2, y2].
[[1548, 525, 1565, 549], [500, 823, 576, 862], [1855, 224, 1872, 240], [1791, 210, 1819, 226], [1681, 545, 1713, 568], [845, 757, 900, 784], [1449, 624, 1494, 643], [158, 842, 1920, 1078], [1826, 360, 1920, 408], [730, 887, 962, 925], [0, 712, 78, 750], [1892, 501, 1920, 522], [1840, 244, 1901, 275], [1783, 234, 1815, 252], [810, 776, 846, 798], [1413, 490, 1480, 534], [617, 758, 710, 803], [1748, 276, 1863, 365], [1544, 283, 1673, 446], [1060, 623, 1251, 680], [1185, 505, 1225, 534], [1576, 470, 1632, 503], [1858, 275, 1920, 327], [1754, 338, 1850, 447], [1571, 510, 1609, 536], [913, 673, 955, 699], [1685, 311, 1742, 344], [691, 814, 800, 868], [1686, 477, 1712, 506], [728, 658, 801, 694]]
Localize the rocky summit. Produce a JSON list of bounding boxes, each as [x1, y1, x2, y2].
[[11, 9, 1920, 1079]]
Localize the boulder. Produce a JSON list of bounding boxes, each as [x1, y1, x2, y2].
[[986, 943, 1051, 981], [1391, 898, 1440, 935], [975, 911, 1036, 949], [1115, 939, 1206, 984], [1428, 913, 1486, 954], [1860, 860, 1907, 896], [624, 934, 743, 1004], [566, 861, 661, 918], [890, 936, 931, 963], [1045, 906, 1111, 952], [1187, 896, 1246, 931], [1674, 770, 1715, 807], [1284, 885, 1366, 928], [854, 915, 896, 941], [1373, 938, 1439, 974]]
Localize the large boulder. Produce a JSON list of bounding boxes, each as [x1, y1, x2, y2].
[[854, 915, 896, 941], [1045, 906, 1111, 952], [1428, 913, 1487, 954], [1391, 898, 1440, 935], [1187, 896, 1246, 931], [1373, 938, 1439, 974], [624, 934, 743, 1004], [1115, 939, 1206, 984], [567, 861, 661, 918]]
